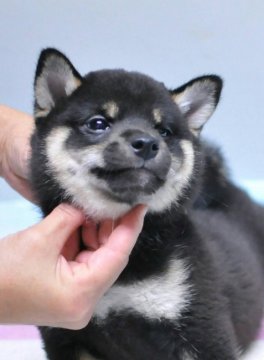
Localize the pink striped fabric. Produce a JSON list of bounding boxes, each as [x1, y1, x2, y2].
[[0, 323, 264, 340], [0, 325, 40, 340]]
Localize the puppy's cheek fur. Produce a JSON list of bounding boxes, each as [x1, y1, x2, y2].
[[146, 139, 195, 212], [45, 126, 131, 219]]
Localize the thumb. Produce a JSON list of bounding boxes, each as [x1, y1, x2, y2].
[[35, 204, 85, 255], [77, 205, 147, 286]]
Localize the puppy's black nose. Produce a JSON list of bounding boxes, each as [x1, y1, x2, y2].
[[131, 135, 159, 160]]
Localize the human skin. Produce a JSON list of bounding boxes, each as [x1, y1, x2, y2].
[[0, 106, 34, 201], [0, 105, 146, 329]]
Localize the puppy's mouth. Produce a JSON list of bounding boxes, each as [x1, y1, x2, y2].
[[91, 165, 166, 203], [92, 165, 167, 181]]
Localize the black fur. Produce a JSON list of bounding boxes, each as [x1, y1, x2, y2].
[[30, 48, 264, 360]]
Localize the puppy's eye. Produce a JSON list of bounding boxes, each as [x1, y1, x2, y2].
[[86, 115, 110, 133], [155, 126, 172, 138]]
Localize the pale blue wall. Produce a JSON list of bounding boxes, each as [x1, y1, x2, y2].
[[1, 0, 264, 201]]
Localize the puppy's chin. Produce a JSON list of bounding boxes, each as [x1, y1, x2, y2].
[[93, 167, 165, 204], [66, 170, 167, 221]]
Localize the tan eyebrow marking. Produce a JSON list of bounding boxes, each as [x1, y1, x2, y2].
[[102, 101, 119, 118], [153, 108, 162, 124]]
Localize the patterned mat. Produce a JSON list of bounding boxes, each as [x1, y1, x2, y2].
[[0, 324, 263, 359]]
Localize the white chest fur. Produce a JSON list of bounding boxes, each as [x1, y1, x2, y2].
[[93, 259, 191, 322]]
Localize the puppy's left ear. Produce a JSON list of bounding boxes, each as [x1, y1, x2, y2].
[[171, 75, 223, 136], [34, 48, 83, 118]]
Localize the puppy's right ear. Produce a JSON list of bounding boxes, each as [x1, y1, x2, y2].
[[34, 48, 82, 118]]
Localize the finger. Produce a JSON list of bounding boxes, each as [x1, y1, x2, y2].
[[98, 219, 115, 245], [81, 220, 99, 250], [74, 219, 115, 265], [75, 249, 94, 264], [36, 204, 85, 252], [16, 138, 32, 180], [1, 106, 34, 181], [78, 205, 147, 286], [103, 204, 147, 255], [4, 172, 36, 203], [61, 230, 80, 261]]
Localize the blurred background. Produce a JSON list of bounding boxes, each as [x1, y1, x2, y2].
[[1, 0, 264, 235]]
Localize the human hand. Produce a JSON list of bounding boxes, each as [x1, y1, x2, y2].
[[0, 203, 147, 329], [0, 105, 34, 201]]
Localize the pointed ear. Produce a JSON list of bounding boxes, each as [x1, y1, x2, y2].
[[171, 75, 223, 136], [34, 48, 82, 118]]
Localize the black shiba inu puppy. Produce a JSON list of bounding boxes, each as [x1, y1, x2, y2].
[[30, 48, 264, 360]]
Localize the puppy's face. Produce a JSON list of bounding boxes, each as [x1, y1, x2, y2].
[[32, 49, 222, 219]]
